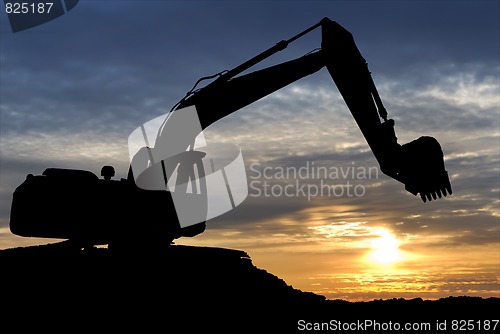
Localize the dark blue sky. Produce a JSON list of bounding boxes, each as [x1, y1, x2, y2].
[[0, 0, 499, 224], [1, 1, 498, 136]]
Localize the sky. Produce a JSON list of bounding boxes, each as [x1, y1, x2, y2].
[[0, 0, 499, 302]]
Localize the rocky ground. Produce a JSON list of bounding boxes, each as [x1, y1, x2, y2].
[[1, 242, 498, 333]]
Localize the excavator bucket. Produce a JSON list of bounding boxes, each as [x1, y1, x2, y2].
[[398, 136, 452, 202]]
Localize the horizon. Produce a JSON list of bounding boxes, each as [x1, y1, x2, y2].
[[1, 0, 499, 302]]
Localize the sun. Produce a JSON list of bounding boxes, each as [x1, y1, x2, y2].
[[369, 228, 402, 264]]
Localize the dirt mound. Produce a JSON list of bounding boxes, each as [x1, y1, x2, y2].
[[1, 242, 498, 332]]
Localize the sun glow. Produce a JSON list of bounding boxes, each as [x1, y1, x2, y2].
[[369, 229, 402, 264]]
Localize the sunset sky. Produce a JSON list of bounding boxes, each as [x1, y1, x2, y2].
[[1, 1, 498, 301]]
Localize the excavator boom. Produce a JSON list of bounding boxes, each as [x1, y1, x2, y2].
[[174, 17, 452, 202]]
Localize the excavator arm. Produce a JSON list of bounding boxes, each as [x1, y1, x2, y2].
[[173, 17, 452, 202]]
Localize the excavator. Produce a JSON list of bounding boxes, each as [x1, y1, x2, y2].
[[9, 18, 452, 249]]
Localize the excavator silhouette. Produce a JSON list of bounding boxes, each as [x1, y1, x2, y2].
[[9, 18, 452, 249]]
